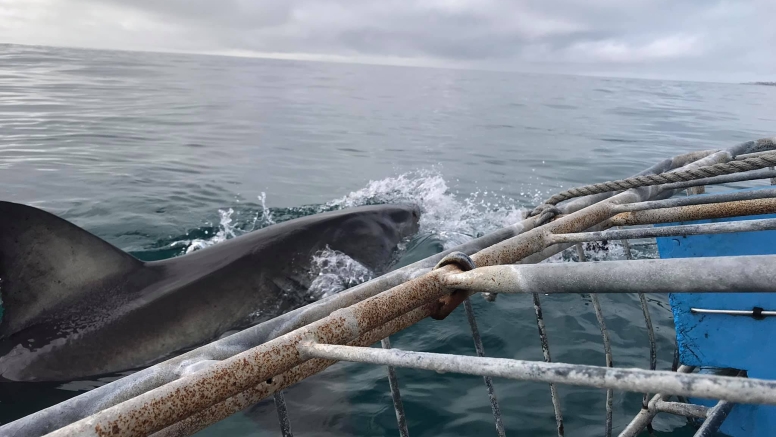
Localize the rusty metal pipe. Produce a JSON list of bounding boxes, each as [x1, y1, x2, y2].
[[151, 306, 433, 437], [47, 264, 459, 437], [549, 218, 776, 245], [613, 187, 776, 213], [608, 198, 776, 226]]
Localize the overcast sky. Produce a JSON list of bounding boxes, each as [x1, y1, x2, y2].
[[1, 0, 774, 82]]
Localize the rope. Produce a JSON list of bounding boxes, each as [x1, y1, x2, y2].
[[529, 152, 776, 217]]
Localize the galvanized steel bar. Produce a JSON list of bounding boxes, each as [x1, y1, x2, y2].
[[735, 149, 776, 161], [658, 168, 776, 192], [618, 366, 695, 437], [694, 401, 735, 437], [442, 255, 776, 296], [463, 298, 506, 437], [299, 344, 776, 405], [531, 292, 565, 437], [381, 337, 410, 437], [273, 391, 293, 437], [612, 187, 776, 213], [151, 306, 433, 437], [576, 244, 613, 437], [691, 308, 776, 317], [608, 198, 776, 227], [620, 236, 657, 408], [653, 401, 708, 419], [550, 218, 776, 245]]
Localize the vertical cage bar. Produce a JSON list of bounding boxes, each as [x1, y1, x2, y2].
[[620, 236, 657, 408], [532, 292, 565, 437], [273, 391, 294, 437], [618, 366, 697, 436], [576, 244, 613, 437], [463, 298, 506, 437], [694, 401, 735, 437], [381, 337, 410, 437]]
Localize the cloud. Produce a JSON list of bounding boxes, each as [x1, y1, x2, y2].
[[0, 0, 774, 81]]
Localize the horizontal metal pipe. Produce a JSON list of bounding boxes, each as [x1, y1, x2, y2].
[[691, 308, 776, 317], [613, 187, 776, 213], [653, 401, 709, 419], [658, 169, 776, 192], [299, 343, 776, 405], [442, 255, 776, 295], [550, 218, 776, 245], [608, 198, 776, 227], [735, 150, 776, 161]]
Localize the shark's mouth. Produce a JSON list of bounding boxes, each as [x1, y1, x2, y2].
[[307, 246, 374, 300]]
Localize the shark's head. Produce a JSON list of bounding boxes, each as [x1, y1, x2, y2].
[[385, 203, 421, 240], [323, 203, 421, 273]]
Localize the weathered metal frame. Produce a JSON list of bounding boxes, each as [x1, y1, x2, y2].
[[4, 138, 776, 437], [442, 254, 776, 295], [297, 343, 776, 405]]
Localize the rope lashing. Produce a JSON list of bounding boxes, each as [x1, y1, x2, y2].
[[529, 151, 776, 217]]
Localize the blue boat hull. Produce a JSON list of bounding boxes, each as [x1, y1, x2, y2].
[[657, 192, 776, 436]]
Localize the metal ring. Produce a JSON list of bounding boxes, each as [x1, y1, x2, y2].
[[433, 251, 476, 272]]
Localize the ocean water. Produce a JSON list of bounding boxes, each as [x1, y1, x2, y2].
[[1, 43, 775, 436]]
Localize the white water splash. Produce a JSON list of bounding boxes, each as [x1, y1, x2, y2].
[[307, 246, 373, 299], [176, 169, 529, 298], [326, 169, 526, 249], [256, 191, 275, 227], [181, 192, 275, 254], [184, 208, 238, 254]]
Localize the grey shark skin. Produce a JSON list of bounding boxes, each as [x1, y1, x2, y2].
[[0, 202, 420, 382]]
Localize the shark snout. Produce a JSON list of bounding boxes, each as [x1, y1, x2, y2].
[[389, 203, 421, 238]]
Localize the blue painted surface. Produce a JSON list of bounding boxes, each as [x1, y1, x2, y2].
[[656, 190, 776, 437]]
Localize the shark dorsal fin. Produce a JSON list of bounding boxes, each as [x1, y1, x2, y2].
[[0, 202, 143, 336]]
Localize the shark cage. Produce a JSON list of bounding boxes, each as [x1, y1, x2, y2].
[[3, 137, 776, 437]]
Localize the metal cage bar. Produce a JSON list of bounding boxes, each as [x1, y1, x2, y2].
[[576, 244, 614, 437], [381, 337, 410, 437], [273, 391, 293, 437], [299, 343, 776, 405], [463, 298, 507, 437]]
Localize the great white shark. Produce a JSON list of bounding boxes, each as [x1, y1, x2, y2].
[[0, 201, 420, 382]]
